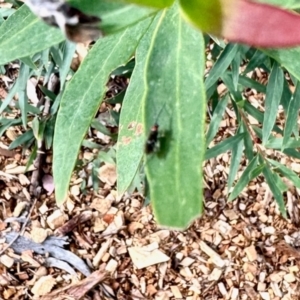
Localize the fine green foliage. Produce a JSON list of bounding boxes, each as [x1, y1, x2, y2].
[[4, 0, 300, 228]]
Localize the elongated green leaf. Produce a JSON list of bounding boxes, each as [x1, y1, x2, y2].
[[0, 5, 64, 65], [205, 133, 244, 160], [242, 50, 269, 75], [138, 3, 206, 229], [262, 62, 284, 145], [228, 155, 260, 201], [221, 71, 243, 102], [0, 74, 19, 114], [264, 48, 300, 83], [18, 63, 30, 128], [268, 159, 300, 189], [232, 52, 241, 91], [266, 137, 300, 149], [283, 148, 300, 160], [53, 19, 152, 204], [59, 41, 76, 90], [205, 43, 240, 91], [9, 130, 34, 150], [116, 34, 149, 195], [263, 164, 287, 218], [282, 81, 300, 151], [244, 102, 283, 135], [206, 96, 229, 146], [228, 126, 244, 190], [238, 75, 266, 93], [242, 123, 254, 161]]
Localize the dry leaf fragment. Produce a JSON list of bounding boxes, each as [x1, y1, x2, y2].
[[284, 273, 296, 283], [245, 245, 258, 262], [101, 214, 124, 236], [3, 287, 16, 299], [223, 209, 238, 220], [18, 174, 30, 185], [26, 78, 39, 104], [21, 250, 40, 267], [31, 227, 48, 243], [259, 292, 271, 300], [179, 257, 195, 267], [128, 222, 144, 235], [208, 268, 223, 281], [31, 275, 56, 296], [105, 259, 118, 273], [213, 220, 232, 236], [99, 163, 117, 186], [70, 184, 80, 196], [13, 201, 27, 217], [199, 241, 226, 268], [90, 198, 111, 215], [5, 165, 35, 174], [170, 286, 182, 298], [128, 245, 170, 269], [93, 217, 107, 233], [47, 209, 68, 230], [0, 254, 14, 268]]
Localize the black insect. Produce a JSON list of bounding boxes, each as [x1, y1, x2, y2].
[[144, 104, 167, 155], [145, 123, 160, 154]]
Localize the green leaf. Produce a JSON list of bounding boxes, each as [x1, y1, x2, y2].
[[18, 63, 30, 128], [262, 62, 284, 145], [116, 56, 146, 195], [205, 133, 244, 160], [262, 164, 287, 218], [265, 137, 300, 149], [59, 41, 76, 90], [206, 95, 229, 146], [53, 19, 152, 204], [0, 5, 64, 65], [141, 3, 206, 228], [238, 75, 266, 93], [228, 155, 261, 201], [9, 129, 34, 150], [243, 102, 283, 135], [268, 158, 300, 189], [282, 81, 300, 151], [228, 126, 244, 191], [242, 49, 269, 75], [221, 71, 243, 102], [69, 0, 156, 34], [264, 48, 300, 83], [231, 51, 241, 91], [242, 123, 254, 161], [205, 43, 240, 91], [109, 0, 172, 8]]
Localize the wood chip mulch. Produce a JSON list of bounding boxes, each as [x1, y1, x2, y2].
[[1, 46, 300, 300]]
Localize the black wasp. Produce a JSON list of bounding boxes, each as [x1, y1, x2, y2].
[[144, 103, 168, 155]]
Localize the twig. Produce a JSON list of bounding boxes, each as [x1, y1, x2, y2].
[[0, 197, 38, 256]]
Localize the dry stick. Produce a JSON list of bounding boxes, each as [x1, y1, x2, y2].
[[0, 197, 38, 256]]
